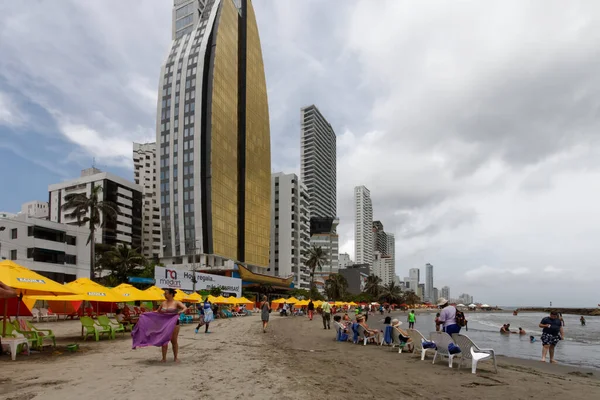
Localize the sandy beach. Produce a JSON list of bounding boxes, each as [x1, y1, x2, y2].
[[2, 312, 599, 400]]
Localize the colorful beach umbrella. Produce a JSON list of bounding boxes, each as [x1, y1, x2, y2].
[[112, 284, 149, 302], [143, 286, 168, 301]]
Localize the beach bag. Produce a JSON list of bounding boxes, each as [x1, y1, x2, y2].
[[448, 343, 461, 354], [455, 310, 467, 327]]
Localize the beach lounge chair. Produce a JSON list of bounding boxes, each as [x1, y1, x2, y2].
[[31, 308, 40, 323], [179, 313, 193, 324], [13, 319, 56, 349], [452, 334, 497, 374], [389, 327, 408, 353], [80, 316, 111, 341], [39, 308, 58, 322], [430, 331, 461, 368], [97, 315, 125, 338], [407, 329, 437, 360]]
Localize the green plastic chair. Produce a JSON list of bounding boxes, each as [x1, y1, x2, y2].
[[80, 316, 111, 341], [13, 319, 56, 349], [97, 315, 124, 339], [1, 320, 35, 353]]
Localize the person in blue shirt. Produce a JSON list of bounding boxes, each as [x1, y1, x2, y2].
[[539, 311, 564, 363]]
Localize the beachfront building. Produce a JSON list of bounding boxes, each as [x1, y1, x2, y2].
[[48, 168, 143, 250], [310, 221, 339, 273], [156, 0, 271, 271], [418, 283, 425, 301], [0, 213, 91, 282], [354, 185, 373, 265], [300, 105, 336, 219], [407, 267, 420, 292], [339, 264, 370, 295], [372, 251, 394, 285], [433, 287, 439, 304], [441, 286, 450, 300], [338, 252, 352, 269], [425, 263, 434, 302], [269, 172, 311, 289], [133, 142, 162, 259], [21, 201, 49, 220]]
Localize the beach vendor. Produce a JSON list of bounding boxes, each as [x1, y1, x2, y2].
[[539, 311, 564, 364], [436, 298, 461, 335]]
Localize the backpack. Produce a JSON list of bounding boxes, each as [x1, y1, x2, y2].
[[455, 310, 467, 327]]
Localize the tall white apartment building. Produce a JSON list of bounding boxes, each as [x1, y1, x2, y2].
[[310, 222, 339, 273], [133, 142, 162, 259], [21, 201, 49, 219], [372, 251, 394, 285], [441, 286, 450, 300], [338, 252, 352, 269], [354, 186, 373, 265], [408, 267, 420, 292], [300, 105, 336, 219], [48, 168, 143, 250], [425, 263, 434, 302], [269, 173, 311, 289]]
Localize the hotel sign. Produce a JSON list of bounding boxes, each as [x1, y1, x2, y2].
[[154, 266, 241, 297]]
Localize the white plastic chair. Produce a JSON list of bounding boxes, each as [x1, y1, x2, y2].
[[430, 331, 461, 368], [389, 327, 408, 353], [31, 308, 40, 323], [39, 308, 58, 322], [452, 333, 497, 374], [407, 329, 436, 360], [356, 325, 369, 345]]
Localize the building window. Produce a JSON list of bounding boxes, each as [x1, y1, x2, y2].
[[10, 250, 17, 260], [10, 228, 17, 239]]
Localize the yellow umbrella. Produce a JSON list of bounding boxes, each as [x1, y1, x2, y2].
[[183, 292, 203, 303], [313, 300, 323, 307], [143, 286, 167, 301], [0, 260, 77, 337], [294, 300, 309, 308], [206, 295, 219, 303], [214, 296, 228, 304], [334, 301, 345, 306], [0, 260, 76, 296], [63, 278, 127, 303], [112, 284, 148, 302], [271, 298, 287, 304], [174, 289, 188, 302], [286, 297, 299, 304], [236, 297, 254, 305], [347, 301, 358, 306]]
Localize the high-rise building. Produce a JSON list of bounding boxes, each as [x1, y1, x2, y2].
[[269, 172, 310, 289], [310, 219, 339, 273], [433, 287, 439, 304], [338, 252, 352, 269], [418, 283, 425, 301], [372, 251, 394, 285], [133, 142, 162, 259], [408, 267, 420, 292], [441, 286, 450, 300], [386, 233, 395, 259], [21, 201, 49, 220], [48, 168, 143, 250], [354, 186, 373, 265], [157, 0, 271, 269], [300, 105, 336, 219], [425, 263, 434, 302], [372, 221, 387, 255]]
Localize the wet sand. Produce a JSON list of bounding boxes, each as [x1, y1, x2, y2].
[[1, 313, 599, 400]]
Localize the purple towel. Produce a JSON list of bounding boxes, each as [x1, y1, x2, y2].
[[131, 312, 179, 349]]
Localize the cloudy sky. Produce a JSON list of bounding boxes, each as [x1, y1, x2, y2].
[[2, 0, 600, 306]]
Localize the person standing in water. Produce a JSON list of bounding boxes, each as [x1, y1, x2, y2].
[[158, 288, 187, 363], [195, 298, 214, 334], [580, 316, 586, 326], [539, 311, 564, 364], [407, 310, 416, 329], [260, 295, 271, 333]]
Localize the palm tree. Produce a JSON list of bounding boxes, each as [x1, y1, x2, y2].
[[105, 244, 145, 284], [364, 274, 382, 299], [62, 184, 119, 279], [303, 246, 327, 291], [379, 282, 402, 304], [324, 273, 348, 300], [402, 290, 422, 306]]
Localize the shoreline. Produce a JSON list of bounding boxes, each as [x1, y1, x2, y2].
[[2, 315, 599, 399], [516, 307, 600, 316]]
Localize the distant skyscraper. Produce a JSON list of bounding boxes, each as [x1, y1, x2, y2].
[[300, 105, 336, 219], [354, 186, 373, 265], [372, 251, 394, 285], [408, 267, 420, 292], [157, 0, 271, 268], [372, 221, 387, 255], [338, 252, 352, 269], [441, 286, 450, 300], [433, 287, 439, 304], [269, 172, 311, 289], [133, 142, 161, 259], [425, 263, 434, 302]]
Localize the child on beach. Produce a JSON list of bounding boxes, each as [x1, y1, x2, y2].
[[434, 313, 440, 332]]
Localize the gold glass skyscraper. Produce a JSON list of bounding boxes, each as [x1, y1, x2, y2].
[[157, 0, 271, 269]]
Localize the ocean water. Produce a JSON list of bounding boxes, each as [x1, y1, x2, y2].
[[371, 311, 600, 370]]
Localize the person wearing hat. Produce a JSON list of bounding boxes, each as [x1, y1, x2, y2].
[[357, 314, 381, 343], [391, 319, 414, 352], [539, 311, 564, 363], [436, 297, 461, 335]]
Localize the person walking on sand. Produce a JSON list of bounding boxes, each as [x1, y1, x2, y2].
[[539, 311, 564, 364], [195, 298, 214, 334], [260, 296, 271, 333], [321, 301, 332, 330], [307, 299, 315, 321], [158, 288, 187, 363], [407, 310, 416, 329]]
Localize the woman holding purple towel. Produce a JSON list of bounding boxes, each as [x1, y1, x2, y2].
[[158, 288, 187, 363]]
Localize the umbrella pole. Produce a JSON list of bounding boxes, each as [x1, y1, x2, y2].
[[2, 299, 7, 338]]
